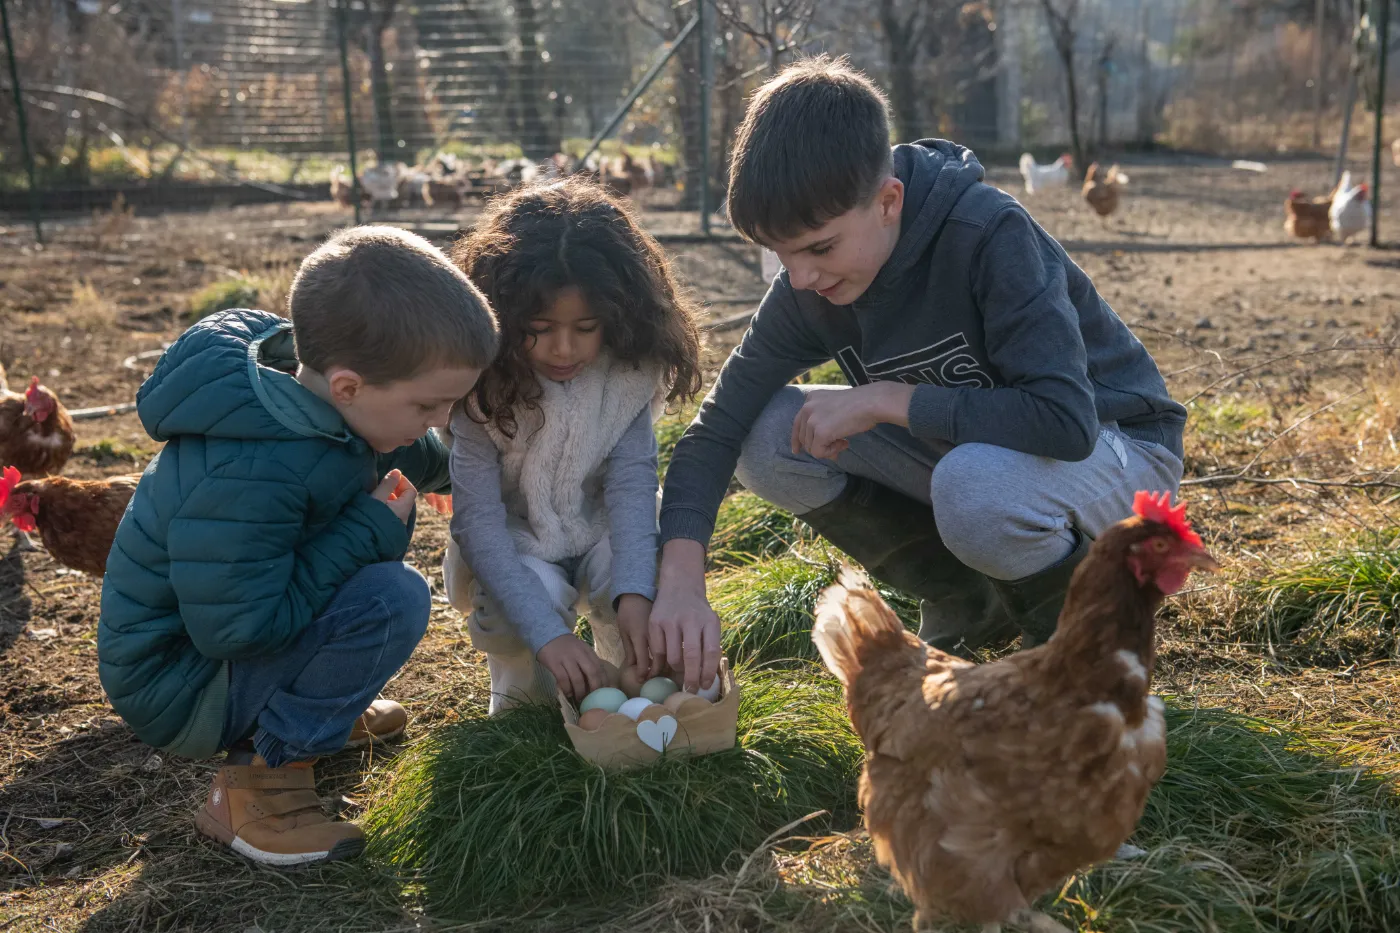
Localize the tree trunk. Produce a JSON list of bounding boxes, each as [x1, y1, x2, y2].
[[716, 32, 745, 199], [673, 3, 704, 209], [511, 0, 558, 159], [879, 0, 922, 140], [368, 25, 396, 163], [1062, 47, 1084, 172]]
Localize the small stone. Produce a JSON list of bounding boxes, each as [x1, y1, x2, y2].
[[1303, 319, 1317, 328], [1163, 275, 1173, 286], [1195, 317, 1214, 330]]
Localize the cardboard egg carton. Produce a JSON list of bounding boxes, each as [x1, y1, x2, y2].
[[558, 658, 739, 770]]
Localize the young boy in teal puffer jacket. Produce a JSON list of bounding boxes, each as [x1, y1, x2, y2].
[[98, 226, 498, 866]]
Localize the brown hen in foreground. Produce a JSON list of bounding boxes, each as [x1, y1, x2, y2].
[[0, 364, 75, 479], [813, 492, 1217, 932], [0, 467, 140, 576]]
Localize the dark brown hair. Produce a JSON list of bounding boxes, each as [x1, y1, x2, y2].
[[451, 178, 703, 438], [290, 225, 498, 383], [727, 55, 894, 244]]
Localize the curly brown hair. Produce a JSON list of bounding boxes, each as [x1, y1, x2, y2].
[[451, 177, 703, 438]]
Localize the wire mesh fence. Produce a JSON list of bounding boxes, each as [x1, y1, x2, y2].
[[0, 0, 1396, 230]]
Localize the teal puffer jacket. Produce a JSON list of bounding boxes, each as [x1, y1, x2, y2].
[[98, 309, 451, 759]]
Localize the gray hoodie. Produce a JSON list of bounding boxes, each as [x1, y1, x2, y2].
[[660, 140, 1186, 547]]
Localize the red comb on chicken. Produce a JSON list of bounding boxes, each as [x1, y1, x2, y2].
[[0, 466, 141, 576], [813, 492, 1217, 932]]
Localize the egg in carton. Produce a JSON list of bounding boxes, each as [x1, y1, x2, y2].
[[558, 658, 740, 770]]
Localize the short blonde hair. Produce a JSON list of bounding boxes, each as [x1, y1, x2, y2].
[[289, 225, 499, 383]]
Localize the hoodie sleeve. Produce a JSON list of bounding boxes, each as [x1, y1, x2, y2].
[[167, 458, 409, 661], [659, 281, 831, 547], [905, 207, 1099, 462]]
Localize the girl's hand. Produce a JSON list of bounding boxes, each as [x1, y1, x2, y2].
[[423, 492, 453, 515], [538, 633, 607, 701], [615, 593, 653, 676]]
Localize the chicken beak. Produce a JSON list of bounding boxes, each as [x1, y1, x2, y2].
[[1188, 547, 1221, 573]]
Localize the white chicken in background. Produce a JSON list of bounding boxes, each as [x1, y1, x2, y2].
[[1019, 152, 1074, 194], [360, 161, 406, 211], [1329, 171, 1372, 244]]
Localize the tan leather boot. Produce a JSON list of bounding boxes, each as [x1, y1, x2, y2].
[[194, 757, 363, 866], [344, 698, 408, 748]]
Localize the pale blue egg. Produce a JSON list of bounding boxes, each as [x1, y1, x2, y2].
[[579, 687, 627, 714]]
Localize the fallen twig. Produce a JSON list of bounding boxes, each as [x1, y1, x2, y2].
[[1182, 474, 1400, 491]]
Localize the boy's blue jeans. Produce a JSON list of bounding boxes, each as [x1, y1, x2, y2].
[[220, 562, 431, 767]]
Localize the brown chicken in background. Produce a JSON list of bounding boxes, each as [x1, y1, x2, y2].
[[0, 467, 140, 576], [0, 365, 75, 479], [1284, 188, 1332, 242], [813, 492, 1217, 933], [1081, 162, 1128, 219]]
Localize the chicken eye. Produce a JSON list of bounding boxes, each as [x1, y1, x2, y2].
[[1150, 537, 1169, 553]]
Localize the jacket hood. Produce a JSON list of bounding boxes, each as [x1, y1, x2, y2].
[[136, 309, 354, 444], [874, 139, 986, 284]]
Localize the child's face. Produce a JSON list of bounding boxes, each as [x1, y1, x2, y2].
[[761, 176, 904, 307], [525, 286, 603, 383], [332, 365, 482, 453]]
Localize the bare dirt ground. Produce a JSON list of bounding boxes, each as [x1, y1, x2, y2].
[[2, 154, 1400, 931]]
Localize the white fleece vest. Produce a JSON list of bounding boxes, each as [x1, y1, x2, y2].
[[484, 354, 665, 563]]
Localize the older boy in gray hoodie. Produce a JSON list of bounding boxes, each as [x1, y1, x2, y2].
[[634, 57, 1186, 694]]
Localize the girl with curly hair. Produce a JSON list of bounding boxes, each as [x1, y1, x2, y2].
[[442, 177, 702, 713]]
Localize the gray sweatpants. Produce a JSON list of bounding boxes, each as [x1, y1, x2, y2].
[[734, 385, 1184, 581]]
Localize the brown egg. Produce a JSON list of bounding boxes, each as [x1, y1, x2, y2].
[[577, 708, 610, 731], [663, 691, 699, 713], [617, 665, 646, 699], [637, 703, 671, 724]]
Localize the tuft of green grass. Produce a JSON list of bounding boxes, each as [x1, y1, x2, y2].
[[1186, 397, 1270, 437], [1058, 704, 1400, 932], [363, 668, 862, 919], [77, 438, 152, 467], [187, 277, 262, 320], [1247, 542, 1400, 660], [709, 492, 802, 569], [711, 553, 919, 668], [655, 401, 700, 480], [794, 361, 848, 386]]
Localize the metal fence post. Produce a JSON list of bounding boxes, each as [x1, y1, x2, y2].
[[1372, 0, 1391, 247], [698, 0, 713, 236], [334, 0, 361, 225], [0, 0, 42, 244]]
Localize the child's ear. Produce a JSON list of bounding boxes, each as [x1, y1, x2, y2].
[[326, 368, 366, 404], [877, 176, 904, 225]]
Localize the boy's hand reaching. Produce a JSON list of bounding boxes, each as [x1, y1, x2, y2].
[[650, 540, 722, 694], [615, 593, 653, 676], [372, 469, 417, 524], [791, 383, 916, 460], [538, 633, 607, 701]]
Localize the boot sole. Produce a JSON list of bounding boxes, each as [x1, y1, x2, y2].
[[343, 724, 405, 749], [194, 810, 364, 866]]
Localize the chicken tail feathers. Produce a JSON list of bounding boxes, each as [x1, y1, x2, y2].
[[813, 567, 911, 687]]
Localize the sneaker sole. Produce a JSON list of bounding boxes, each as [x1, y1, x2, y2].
[[343, 724, 406, 749], [195, 811, 364, 867]]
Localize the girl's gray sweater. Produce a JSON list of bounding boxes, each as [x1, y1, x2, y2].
[[447, 406, 659, 654]]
